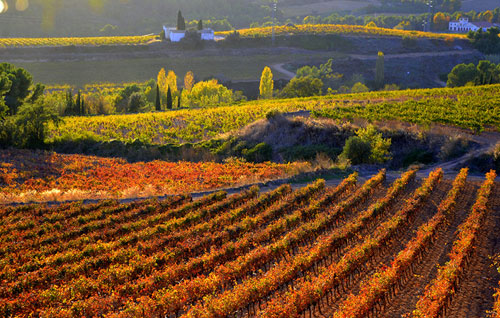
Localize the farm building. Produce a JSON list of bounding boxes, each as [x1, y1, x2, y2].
[[449, 18, 500, 32], [162, 26, 215, 42]]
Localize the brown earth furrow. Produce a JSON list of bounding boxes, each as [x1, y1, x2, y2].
[[240, 182, 391, 318], [382, 182, 478, 318], [315, 179, 452, 317], [445, 182, 500, 318]]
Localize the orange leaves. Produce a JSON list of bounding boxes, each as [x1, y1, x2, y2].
[[413, 170, 496, 318], [334, 168, 467, 318], [0, 149, 302, 203]]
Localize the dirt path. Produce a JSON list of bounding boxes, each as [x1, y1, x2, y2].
[[419, 131, 500, 180], [271, 63, 296, 80]]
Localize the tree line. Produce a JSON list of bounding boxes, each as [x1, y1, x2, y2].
[[296, 8, 500, 32], [447, 60, 500, 87]]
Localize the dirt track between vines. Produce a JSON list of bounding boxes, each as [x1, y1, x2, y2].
[[283, 177, 499, 318], [313, 179, 452, 317], [382, 182, 479, 318]]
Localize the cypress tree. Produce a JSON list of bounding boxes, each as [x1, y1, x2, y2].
[[81, 97, 85, 115], [166, 86, 173, 110], [155, 84, 162, 111], [197, 20, 203, 31], [375, 51, 385, 89], [177, 94, 181, 109], [65, 90, 74, 115], [177, 10, 186, 30], [75, 90, 81, 115]]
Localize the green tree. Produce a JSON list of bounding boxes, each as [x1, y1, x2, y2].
[[166, 86, 173, 110], [81, 97, 85, 115], [27, 83, 45, 105], [15, 101, 61, 148], [467, 27, 500, 54], [198, 20, 203, 31], [447, 63, 479, 87], [0, 74, 12, 118], [64, 89, 75, 115], [75, 90, 82, 115], [477, 60, 500, 85], [0, 63, 33, 115], [259, 66, 274, 99], [177, 94, 181, 109], [375, 51, 385, 89], [296, 59, 342, 90], [177, 10, 186, 31], [155, 84, 162, 111], [280, 76, 323, 98], [296, 59, 337, 81], [128, 92, 146, 113], [116, 84, 141, 113]]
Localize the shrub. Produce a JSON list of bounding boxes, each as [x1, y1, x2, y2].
[[340, 125, 392, 165], [351, 82, 370, 93], [356, 125, 392, 163], [280, 145, 341, 162], [340, 136, 372, 165], [242, 142, 273, 163], [402, 149, 435, 167], [493, 141, 500, 161], [265, 109, 282, 120], [382, 84, 400, 91]]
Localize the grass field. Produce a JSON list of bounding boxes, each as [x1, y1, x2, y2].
[[15, 52, 338, 87], [281, 0, 378, 17]]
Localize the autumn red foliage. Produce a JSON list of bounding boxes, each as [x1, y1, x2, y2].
[[0, 149, 305, 204]]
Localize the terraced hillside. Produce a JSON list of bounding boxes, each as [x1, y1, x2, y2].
[[0, 169, 498, 317]]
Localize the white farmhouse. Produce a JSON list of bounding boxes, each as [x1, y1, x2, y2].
[[449, 18, 499, 32], [163, 26, 186, 42], [199, 29, 215, 41], [162, 25, 215, 42]]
